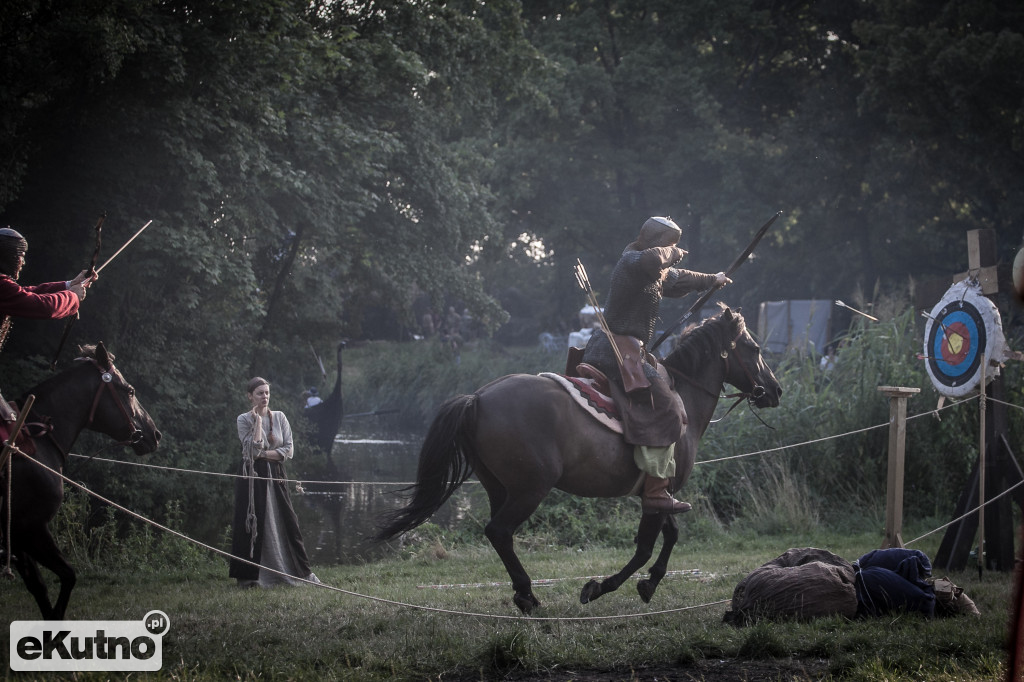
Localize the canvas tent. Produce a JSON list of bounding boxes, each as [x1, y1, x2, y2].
[[757, 299, 838, 355]]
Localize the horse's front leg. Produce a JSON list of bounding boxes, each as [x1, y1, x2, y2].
[[637, 514, 678, 603], [13, 552, 55, 619], [580, 512, 662, 605], [17, 529, 77, 619]]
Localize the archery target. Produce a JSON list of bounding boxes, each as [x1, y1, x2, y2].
[[924, 280, 1006, 397]]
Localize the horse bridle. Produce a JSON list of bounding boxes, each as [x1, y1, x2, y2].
[[719, 329, 767, 403], [82, 357, 144, 447], [667, 327, 772, 425]]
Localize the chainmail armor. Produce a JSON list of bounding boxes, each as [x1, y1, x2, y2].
[[582, 248, 667, 382]]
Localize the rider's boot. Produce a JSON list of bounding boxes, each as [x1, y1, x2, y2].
[[641, 476, 691, 514]]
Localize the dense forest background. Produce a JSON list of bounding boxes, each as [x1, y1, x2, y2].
[[1, 0, 1023, 542]]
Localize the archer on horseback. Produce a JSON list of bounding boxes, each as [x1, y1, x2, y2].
[[579, 216, 730, 514], [0, 227, 95, 418]]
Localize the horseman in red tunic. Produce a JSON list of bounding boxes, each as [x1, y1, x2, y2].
[[580, 217, 730, 514], [0, 227, 94, 417]]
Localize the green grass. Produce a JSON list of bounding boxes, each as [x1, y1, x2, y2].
[[0, 527, 1011, 680]]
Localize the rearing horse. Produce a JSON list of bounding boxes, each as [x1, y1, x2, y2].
[[0, 342, 161, 619], [378, 307, 781, 613]]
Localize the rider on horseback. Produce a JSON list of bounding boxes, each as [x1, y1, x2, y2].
[[0, 227, 94, 418], [580, 216, 730, 514]]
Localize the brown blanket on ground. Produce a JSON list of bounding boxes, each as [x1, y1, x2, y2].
[[723, 547, 858, 625]]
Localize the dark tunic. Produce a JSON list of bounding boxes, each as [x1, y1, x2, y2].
[[582, 244, 717, 447]]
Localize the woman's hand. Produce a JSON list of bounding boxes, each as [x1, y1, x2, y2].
[[259, 449, 283, 462]]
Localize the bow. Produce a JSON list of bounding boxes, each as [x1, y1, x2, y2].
[[649, 211, 782, 353], [49, 213, 105, 371]]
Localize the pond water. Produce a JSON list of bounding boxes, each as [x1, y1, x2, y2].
[[289, 421, 481, 565]]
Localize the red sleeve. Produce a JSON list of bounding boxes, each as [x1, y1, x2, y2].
[[0, 276, 80, 319]]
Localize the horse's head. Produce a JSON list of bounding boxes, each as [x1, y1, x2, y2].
[[717, 307, 782, 409], [75, 342, 161, 455]]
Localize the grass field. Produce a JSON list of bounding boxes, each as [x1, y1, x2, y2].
[[0, 526, 1013, 681]]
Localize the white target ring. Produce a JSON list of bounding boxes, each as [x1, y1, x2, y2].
[[924, 280, 1008, 398]]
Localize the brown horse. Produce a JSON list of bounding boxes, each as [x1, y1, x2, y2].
[[378, 307, 781, 613], [0, 343, 161, 619]]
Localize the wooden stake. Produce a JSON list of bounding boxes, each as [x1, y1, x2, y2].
[[878, 386, 919, 549], [979, 353, 986, 579]]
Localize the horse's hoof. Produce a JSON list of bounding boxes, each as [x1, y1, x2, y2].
[[580, 579, 603, 604], [637, 579, 656, 603], [513, 592, 540, 614]]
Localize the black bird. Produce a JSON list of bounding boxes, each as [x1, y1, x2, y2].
[[304, 341, 345, 457]]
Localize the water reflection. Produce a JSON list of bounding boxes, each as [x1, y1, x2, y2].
[[290, 423, 473, 564]]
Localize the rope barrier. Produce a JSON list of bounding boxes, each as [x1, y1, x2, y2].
[[698, 394, 971, 465], [14, 451, 731, 622], [416, 569, 717, 590], [63, 391, 979, 484], [904, 477, 1024, 547], [65, 454, 432, 486]]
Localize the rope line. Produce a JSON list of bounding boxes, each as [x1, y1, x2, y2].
[[64, 392, 983, 483], [698, 393, 971, 465], [987, 395, 1024, 412], [65, 454, 439, 486], [904, 477, 1024, 547], [14, 451, 730, 622]]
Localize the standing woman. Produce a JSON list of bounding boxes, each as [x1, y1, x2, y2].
[[229, 377, 319, 587]]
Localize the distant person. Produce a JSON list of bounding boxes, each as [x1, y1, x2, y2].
[[0, 227, 94, 417], [443, 305, 464, 363], [819, 344, 837, 372], [229, 376, 319, 588], [421, 311, 436, 337], [304, 386, 322, 408]]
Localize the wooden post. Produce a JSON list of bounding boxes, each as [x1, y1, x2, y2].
[[978, 354, 986, 578], [878, 386, 920, 549], [936, 228, 1021, 572]]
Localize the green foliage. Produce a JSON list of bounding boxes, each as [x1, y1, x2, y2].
[[342, 338, 564, 428], [520, 491, 637, 548], [1, 1, 1023, 568], [54, 487, 208, 574]]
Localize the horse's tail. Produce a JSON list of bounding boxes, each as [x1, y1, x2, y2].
[[376, 393, 478, 541]]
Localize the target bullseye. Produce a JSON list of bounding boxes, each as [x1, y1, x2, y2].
[[923, 280, 1007, 397]]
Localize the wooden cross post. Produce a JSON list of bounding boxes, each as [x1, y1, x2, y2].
[[934, 229, 1024, 572], [878, 386, 919, 549]]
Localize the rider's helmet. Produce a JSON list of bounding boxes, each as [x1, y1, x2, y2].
[[0, 228, 28, 279], [632, 217, 682, 250]]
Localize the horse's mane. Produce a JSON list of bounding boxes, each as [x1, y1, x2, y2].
[[662, 304, 745, 376]]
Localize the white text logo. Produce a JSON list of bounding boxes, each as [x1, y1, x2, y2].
[[10, 610, 169, 672]]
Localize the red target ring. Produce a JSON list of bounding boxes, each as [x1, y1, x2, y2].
[[939, 321, 971, 365]]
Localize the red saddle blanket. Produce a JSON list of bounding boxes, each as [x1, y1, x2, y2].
[[539, 372, 622, 433]]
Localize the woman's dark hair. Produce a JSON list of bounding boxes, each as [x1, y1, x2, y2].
[[246, 376, 270, 394]]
